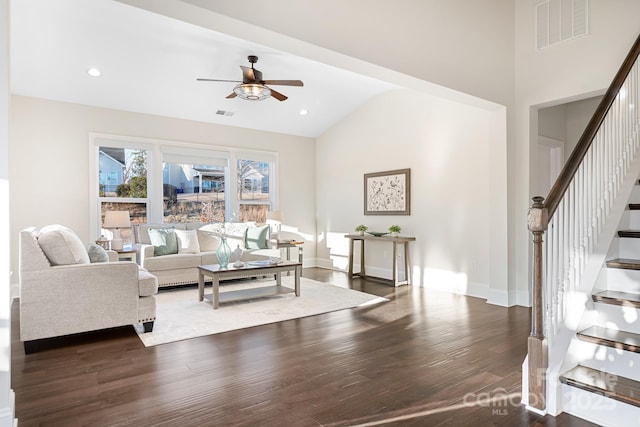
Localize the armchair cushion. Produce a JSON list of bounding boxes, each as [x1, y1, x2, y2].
[[138, 268, 159, 297], [37, 224, 90, 266]]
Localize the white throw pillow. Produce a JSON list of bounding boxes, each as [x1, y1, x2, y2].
[[37, 224, 91, 265], [175, 229, 200, 254], [197, 227, 221, 252]]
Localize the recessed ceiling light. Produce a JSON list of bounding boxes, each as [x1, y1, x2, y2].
[[87, 68, 101, 77], [299, 109, 308, 116]]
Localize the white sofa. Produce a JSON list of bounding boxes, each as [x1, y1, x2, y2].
[[19, 225, 158, 353], [134, 222, 280, 288]]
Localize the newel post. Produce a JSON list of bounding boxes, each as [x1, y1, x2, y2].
[[527, 196, 548, 411]]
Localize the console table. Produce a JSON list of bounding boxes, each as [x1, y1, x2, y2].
[[345, 234, 416, 287]]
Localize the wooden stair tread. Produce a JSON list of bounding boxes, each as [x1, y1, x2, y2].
[[618, 230, 640, 238], [605, 258, 640, 270], [560, 365, 640, 407], [592, 290, 640, 308], [578, 326, 640, 353]]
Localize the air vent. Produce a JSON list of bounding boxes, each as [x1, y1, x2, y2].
[[215, 110, 235, 117], [535, 0, 589, 50]]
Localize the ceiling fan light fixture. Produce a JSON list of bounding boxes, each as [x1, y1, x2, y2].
[[233, 83, 271, 101]]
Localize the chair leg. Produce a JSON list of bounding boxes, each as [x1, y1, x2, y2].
[[143, 321, 154, 333], [24, 340, 37, 354]]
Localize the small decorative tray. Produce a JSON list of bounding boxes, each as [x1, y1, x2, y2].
[[366, 231, 389, 237]]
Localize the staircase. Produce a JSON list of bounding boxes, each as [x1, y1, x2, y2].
[[557, 183, 640, 425], [524, 32, 640, 425]]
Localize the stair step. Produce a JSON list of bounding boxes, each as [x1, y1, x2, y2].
[[560, 365, 640, 408], [577, 326, 640, 353], [592, 290, 640, 308], [629, 204, 640, 210], [618, 230, 640, 238], [605, 258, 640, 270]]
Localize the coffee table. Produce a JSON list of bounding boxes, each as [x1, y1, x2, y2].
[[198, 260, 302, 309]]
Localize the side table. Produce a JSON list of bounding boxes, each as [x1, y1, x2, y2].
[[276, 240, 304, 275], [115, 247, 137, 264]]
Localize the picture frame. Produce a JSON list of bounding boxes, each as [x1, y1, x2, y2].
[[364, 168, 411, 215]]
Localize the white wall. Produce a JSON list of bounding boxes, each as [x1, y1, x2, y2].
[[9, 95, 316, 281], [316, 89, 499, 299], [1, 0, 14, 424], [538, 105, 566, 143], [565, 96, 602, 159]]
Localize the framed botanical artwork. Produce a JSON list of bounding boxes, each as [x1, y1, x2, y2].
[[364, 168, 411, 215]]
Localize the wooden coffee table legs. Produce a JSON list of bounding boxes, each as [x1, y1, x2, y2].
[[198, 263, 301, 309]]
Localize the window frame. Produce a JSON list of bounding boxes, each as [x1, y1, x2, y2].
[[233, 151, 278, 222], [89, 133, 279, 238]]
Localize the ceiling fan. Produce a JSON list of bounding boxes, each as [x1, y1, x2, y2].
[[197, 55, 304, 101]]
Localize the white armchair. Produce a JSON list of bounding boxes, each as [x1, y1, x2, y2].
[[19, 226, 158, 353]]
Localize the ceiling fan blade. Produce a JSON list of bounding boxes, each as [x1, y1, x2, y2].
[[240, 65, 259, 83], [226, 92, 237, 99], [262, 80, 304, 87], [197, 78, 241, 83], [268, 87, 288, 101]]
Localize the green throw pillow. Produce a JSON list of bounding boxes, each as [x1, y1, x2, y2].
[[149, 228, 178, 256], [86, 243, 109, 263], [244, 225, 269, 250]]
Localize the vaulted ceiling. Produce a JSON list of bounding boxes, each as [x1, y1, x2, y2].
[[10, 0, 401, 138]]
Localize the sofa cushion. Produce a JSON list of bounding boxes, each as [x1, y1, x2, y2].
[[149, 228, 178, 256], [175, 229, 200, 254], [86, 243, 109, 263], [144, 253, 203, 271], [37, 224, 90, 266], [138, 267, 158, 297], [244, 225, 270, 250]]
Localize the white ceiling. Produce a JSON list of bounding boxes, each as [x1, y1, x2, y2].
[[9, 0, 400, 138]]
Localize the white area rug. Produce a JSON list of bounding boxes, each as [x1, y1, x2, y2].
[[136, 277, 388, 346]]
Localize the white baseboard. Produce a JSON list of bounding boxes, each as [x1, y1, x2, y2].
[[422, 279, 489, 300]]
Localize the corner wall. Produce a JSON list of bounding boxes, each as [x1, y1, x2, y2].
[[8, 96, 316, 283], [0, 0, 14, 424], [316, 89, 508, 302]]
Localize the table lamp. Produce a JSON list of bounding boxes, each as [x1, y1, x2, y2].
[[103, 210, 131, 251]]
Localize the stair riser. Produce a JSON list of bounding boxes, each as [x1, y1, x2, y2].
[[617, 237, 640, 258], [593, 302, 640, 335], [629, 185, 640, 202], [604, 268, 640, 294], [561, 384, 640, 427], [573, 340, 640, 382], [629, 210, 640, 229]]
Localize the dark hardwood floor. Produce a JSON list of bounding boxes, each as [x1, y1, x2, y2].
[[11, 268, 596, 426]]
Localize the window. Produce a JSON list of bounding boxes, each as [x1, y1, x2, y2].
[[96, 144, 149, 245], [237, 159, 273, 223], [90, 134, 278, 237], [163, 162, 226, 223]]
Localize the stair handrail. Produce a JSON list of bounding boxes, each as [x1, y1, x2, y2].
[[527, 32, 640, 412], [545, 33, 640, 219]]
